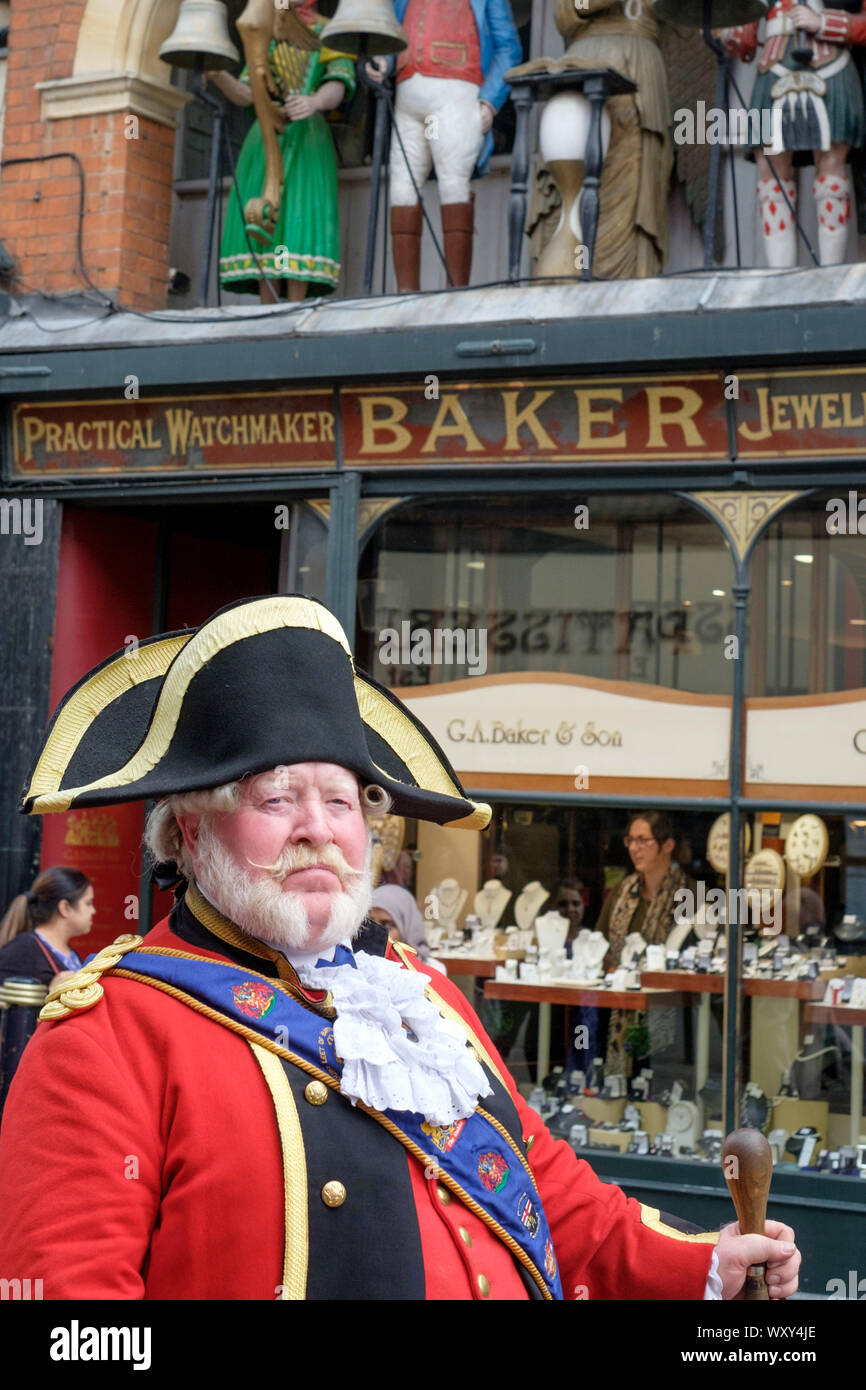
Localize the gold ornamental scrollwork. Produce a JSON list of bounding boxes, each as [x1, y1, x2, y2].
[[686, 491, 804, 563], [39, 933, 144, 1021]]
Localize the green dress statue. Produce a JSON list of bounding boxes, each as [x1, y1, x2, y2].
[[218, 30, 355, 298]]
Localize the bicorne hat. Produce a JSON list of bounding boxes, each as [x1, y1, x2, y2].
[[21, 594, 491, 830]]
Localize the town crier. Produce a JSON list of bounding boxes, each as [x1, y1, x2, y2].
[[0, 595, 801, 1300], [369, 0, 523, 290]]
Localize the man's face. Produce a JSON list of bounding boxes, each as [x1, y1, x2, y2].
[[177, 762, 371, 951]]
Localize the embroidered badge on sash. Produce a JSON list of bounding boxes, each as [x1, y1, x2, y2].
[[317, 1025, 339, 1077], [478, 1151, 510, 1192], [421, 1118, 466, 1152], [544, 1239, 557, 1279], [517, 1191, 540, 1238], [232, 981, 276, 1020]]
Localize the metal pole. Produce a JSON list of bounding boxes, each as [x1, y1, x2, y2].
[[723, 569, 750, 1136], [702, 0, 727, 269], [200, 91, 225, 307], [364, 79, 391, 296]]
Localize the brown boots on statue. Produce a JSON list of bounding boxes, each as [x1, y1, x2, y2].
[[441, 199, 474, 288], [390, 204, 423, 293], [390, 197, 475, 292]]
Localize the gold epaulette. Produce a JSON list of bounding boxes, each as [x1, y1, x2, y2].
[[390, 941, 418, 970], [39, 934, 144, 1022]]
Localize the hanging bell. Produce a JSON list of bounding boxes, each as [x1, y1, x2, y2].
[[652, 0, 767, 26], [321, 0, 408, 55], [159, 0, 241, 71]]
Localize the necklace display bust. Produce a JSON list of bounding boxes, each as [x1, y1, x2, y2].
[[514, 880, 549, 931], [534, 910, 569, 958], [432, 877, 467, 930], [474, 879, 512, 932]]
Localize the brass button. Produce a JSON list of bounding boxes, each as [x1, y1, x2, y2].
[[525, 1135, 536, 1152], [477, 1273, 490, 1298], [321, 1180, 347, 1208], [304, 1080, 328, 1106], [458, 1225, 472, 1247], [436, 1184, 452, 1205]]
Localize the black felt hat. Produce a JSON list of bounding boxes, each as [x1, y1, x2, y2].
[[21, 594, 490, 830]]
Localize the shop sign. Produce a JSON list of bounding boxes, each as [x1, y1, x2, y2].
[[735, 367, 866, 458], [400, 675, 730, 782], [746, 690, 866, 789], [341, 376, 729, 465], [12, 390, 337, 475]]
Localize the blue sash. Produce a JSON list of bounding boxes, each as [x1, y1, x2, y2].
[[105, 943, 562, 1299]]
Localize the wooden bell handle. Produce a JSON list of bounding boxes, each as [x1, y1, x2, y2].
[[723, 1128, 774, 1301]]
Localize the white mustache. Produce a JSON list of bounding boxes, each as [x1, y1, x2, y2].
[[245, 841, 361, 888]]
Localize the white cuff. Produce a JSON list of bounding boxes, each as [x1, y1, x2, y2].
[[703, 1248, 723, 1300]]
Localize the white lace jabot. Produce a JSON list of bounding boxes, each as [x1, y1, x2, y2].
[[291, 947, 493, 1126]]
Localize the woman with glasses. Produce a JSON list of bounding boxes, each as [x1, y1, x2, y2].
[[595, 811, 693, 1079]]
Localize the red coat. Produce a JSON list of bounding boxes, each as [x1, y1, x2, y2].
[[0, 916, 716, 1300]]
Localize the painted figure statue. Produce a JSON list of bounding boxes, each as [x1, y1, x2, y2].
[[718, 0, 866, 267], [369, 0, 523, 290], [208, 0, 355, 302], [528, 0, 675, 280]]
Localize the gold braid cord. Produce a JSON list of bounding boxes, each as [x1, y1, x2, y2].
[[39, 934, 144, 1021]]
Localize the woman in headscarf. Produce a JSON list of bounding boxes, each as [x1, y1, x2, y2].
[[369, 884, 434, 963]]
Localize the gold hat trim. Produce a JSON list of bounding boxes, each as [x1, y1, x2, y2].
[[27, 635, 191, 807], [28, 596, 352, 814], [358, 681, 492, 831]]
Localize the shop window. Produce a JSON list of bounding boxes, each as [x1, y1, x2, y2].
[[749, 489, 866, 696], [357, 492, 736, 693]]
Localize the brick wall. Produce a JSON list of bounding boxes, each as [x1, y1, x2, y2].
[[0, 2, 176, 309]]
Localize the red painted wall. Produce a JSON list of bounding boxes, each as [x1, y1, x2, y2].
[[40, 509, 159, 956]]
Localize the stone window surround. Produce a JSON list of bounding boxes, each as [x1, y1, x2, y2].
[[36, 73, 190, 129]]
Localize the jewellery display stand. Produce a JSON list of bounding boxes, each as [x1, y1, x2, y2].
[[432, 877, 468, 934], [474, 879, 512, 933], [514, 881, 550, 931]]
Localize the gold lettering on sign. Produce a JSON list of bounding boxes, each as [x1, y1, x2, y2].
[[421, 394, 484, 453], [574, 389, 626, 448], [644, 386, 706, 449], [360, 396, 413, 453], [789, 394, 819, 430], [821, 394, 840, 428], [842, 393, 865, 428], [501, 390, 556, 451], [21, 417, 45, 460], [318, 411, 335, 442], [738, 386, 771, 441], [770, 396, 792, 431]]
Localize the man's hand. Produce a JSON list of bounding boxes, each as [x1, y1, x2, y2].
[[791, 5, 820, 31], [716, 1220, 801, 1299], [366, 58, 388, 85], [479, 101, 495, 135]]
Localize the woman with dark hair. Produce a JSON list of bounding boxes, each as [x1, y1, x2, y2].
[[595, 811, 693, 1078], [0, 868, 95, 989]]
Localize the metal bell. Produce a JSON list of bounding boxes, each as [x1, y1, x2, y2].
[[159, 0, 241, 71], [652, 0, 767, 26], [321, 0, 408, 55]]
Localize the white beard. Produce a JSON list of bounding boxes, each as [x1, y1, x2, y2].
[[192, 820, 373, 956]]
